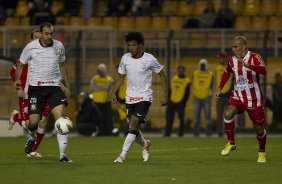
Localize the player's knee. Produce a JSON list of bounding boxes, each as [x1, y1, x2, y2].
[[28, 124, 37, 131], [224, 111, 234, 120], [255, 125, 265, 136]]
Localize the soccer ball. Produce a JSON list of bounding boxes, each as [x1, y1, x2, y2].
[[55, 117, 73, 135]]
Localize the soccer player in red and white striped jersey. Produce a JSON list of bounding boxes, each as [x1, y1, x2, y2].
[[215, 36, 267, 162]]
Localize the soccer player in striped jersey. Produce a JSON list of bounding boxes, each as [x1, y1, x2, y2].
[[9, 29, 49, 157], [215, 36, 267, 162], [112, 31, 168, 163], [14, 22, 72, 162]]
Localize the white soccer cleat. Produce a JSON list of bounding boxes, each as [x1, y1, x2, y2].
[[27, 152, 43, 158], [8, 110, 18, 130], [114, 156, 125, 163], [142, 140, 151, 162]]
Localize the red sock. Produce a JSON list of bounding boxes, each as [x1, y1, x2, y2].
[[13, 113, 24, 127], [32, 132, 44, 152], [257, 130, 266, 152], [224, 119, 235, 145]]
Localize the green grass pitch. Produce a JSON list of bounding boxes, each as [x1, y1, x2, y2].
[[0, 136, 282, 184]]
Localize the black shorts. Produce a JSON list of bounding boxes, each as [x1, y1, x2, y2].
[[28, 86, 67, 115], [126, 101, 151, 123]]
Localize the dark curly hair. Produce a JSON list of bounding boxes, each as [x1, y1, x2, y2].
[[125, 31, 144, 45]]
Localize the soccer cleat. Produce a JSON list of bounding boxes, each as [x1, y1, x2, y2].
[[142, 140, 151, 162], [257, 152, 266, 163], [8, 110, 18, 130], [24, 140, 35, 154], [221, 142, 236, 156], [60, 157, 73, 163], [27, 152, 43, 158], [114, 156, 125, 163]]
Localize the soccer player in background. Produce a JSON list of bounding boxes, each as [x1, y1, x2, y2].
[[14, 22, 72, 162], [9, 28, 49, 157], [215, 36, 267, 163], [111, 31, 168, 163]]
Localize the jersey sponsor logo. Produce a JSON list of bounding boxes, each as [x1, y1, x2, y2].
[[236, 76, 248, 85], [37, 81, 56, 86], [136, 113, 143, 117], [129, 96, 144, 102]]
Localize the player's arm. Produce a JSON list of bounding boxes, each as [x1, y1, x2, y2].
[[157, 69, 168, 106], [59, 62, 71, 98], [236, 54, 267, 75], [111, 73, 125, 103], [14, 62, 24, 90], [215, 61, 232, 100]]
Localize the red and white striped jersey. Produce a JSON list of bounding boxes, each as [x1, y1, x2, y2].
[[219, 51, 267, 108]]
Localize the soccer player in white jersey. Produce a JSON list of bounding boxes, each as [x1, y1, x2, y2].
[[215, 36, 267, 162], [14, 22, 72, 162], [9, 29, 50, 157], [111, 31, 168, 163]]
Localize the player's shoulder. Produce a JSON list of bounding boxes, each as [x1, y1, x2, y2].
[[53, 39, 64, 47], [121, 53, 131, 59], [26, 39, 39, 48], [250, 51, 263, 61], [143, 52, 157, 61]]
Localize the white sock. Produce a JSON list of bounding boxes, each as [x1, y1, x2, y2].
[[22, 121, 27, 129], [26, 130, 35, 141], [135, 130, 145, 147], [120, 133, 136, 159], [37, 127, 45, 134], [57, 133, 68, 159]]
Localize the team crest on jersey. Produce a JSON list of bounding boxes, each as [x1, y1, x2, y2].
[[140, 61, 148, 69], [53, 47, 61, 55], [236, 76, 248, 85]]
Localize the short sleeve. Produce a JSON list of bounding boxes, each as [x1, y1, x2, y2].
[[59, 43, 66, 63], [19, 45, 31, 64], [118, 57, 126, 75], [150, 58, 163, 74]]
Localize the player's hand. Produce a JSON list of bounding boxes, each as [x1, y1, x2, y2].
[[13, 80, 21, 90], [111, 94, 118, 104], [65, 88, 71, 98], [236, 55, 249, 68], [17, 88, 23, 97], [215, 89, 221, 101]]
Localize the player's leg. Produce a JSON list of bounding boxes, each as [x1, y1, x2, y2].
[[48, 86, 72, 162], [31, 105, 50, 154], [114, 115, 139, 163], [248, 107, 267, 162], [221, 101, 240, 156], [8, 98, 28, 130]]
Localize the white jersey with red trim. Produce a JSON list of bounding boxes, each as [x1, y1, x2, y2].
[[118, 52, 163, 104], [19, 39, 65, 86], [226, 51, 266, 108]]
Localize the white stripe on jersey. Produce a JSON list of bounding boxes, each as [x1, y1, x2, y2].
[[233, 59, 244, 102], [20, 39, 65, 86], [242, 53, 252, 107], [251, 59, 262, 107]]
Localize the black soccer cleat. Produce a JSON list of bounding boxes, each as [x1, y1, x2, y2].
[[59, 157, 73, 163], [24, 140, 35, 154]]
